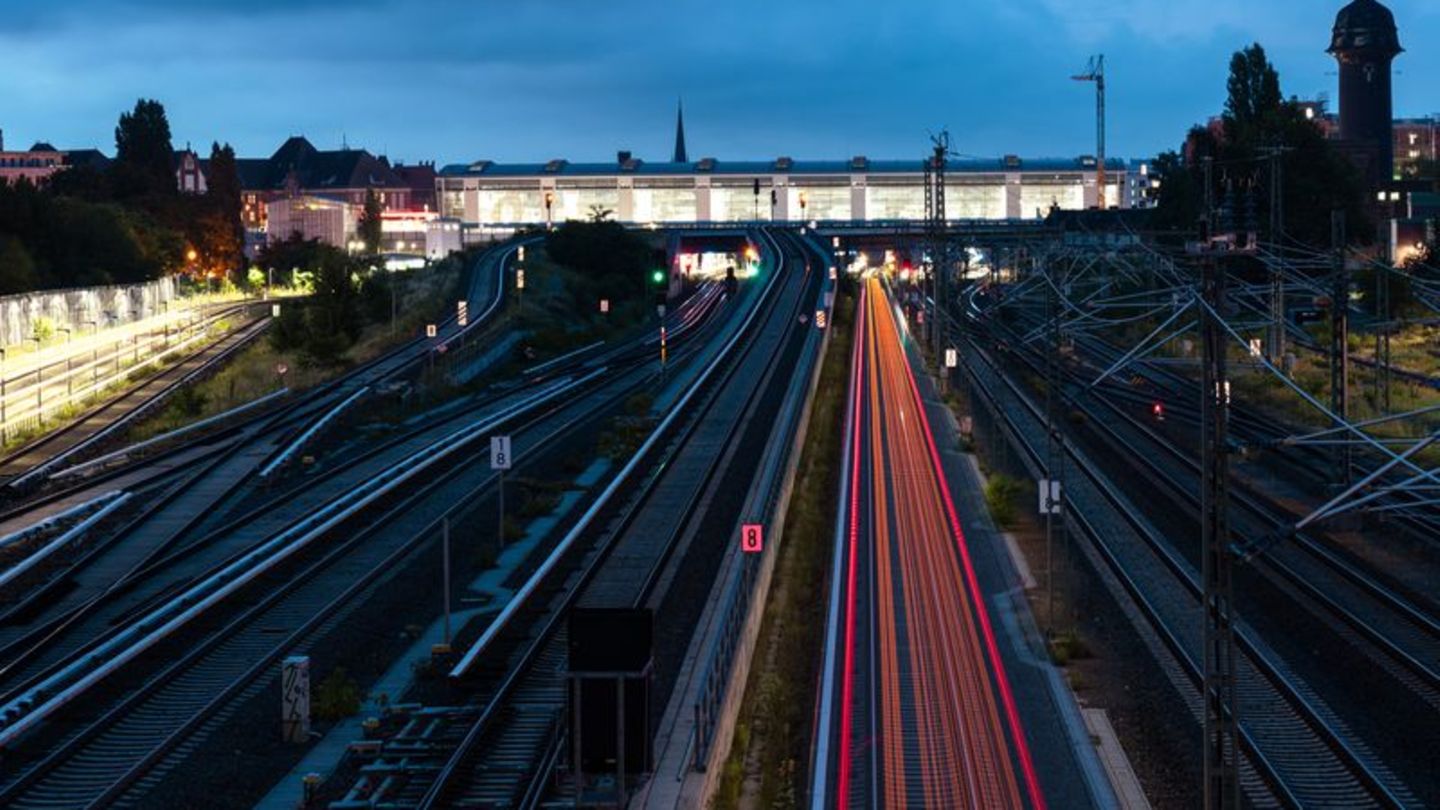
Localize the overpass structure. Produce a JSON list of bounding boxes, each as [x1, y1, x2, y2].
[[434, 155, 1150, 236]]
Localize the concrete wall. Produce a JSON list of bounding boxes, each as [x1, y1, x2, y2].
[[0, 276, 178, 348]]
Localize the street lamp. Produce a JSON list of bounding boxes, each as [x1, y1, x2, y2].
[[1, 347, 8, 443], [58, 327, 73, 398], [84, 319, 98, 390]]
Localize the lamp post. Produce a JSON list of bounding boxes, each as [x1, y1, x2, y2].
[[84, 319, 99, 390], [58, 327, 73, 399], [544, 191, 555, 230], [1, 347, 8, 443]]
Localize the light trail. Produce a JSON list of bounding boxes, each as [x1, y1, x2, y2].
[[834, 277, 1045, 808]]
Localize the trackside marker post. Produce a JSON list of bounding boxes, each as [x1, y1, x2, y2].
[[741, 523, 763, 553], [491, 435, 512, 547]]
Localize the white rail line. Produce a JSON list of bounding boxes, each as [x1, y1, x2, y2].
[[450, 229, 787, 677], [0, 492, 132, 592], [0, 371, 597, 748]]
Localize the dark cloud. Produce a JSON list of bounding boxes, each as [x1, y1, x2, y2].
[[1, 0, 1436, 165]]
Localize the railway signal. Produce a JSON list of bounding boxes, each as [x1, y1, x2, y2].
[[1151, 401, 1165, 421]]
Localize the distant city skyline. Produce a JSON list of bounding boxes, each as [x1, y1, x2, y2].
[[0, 0, 1436, 165]]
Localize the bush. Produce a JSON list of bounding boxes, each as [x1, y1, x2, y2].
[[169, 385, 208, 418], [1049, 630, 1092, 665], [313, 667, 363, 721], [984, 474, 1021, 528]]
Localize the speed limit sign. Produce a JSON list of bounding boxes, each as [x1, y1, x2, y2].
[[741, 523, 763, 554]]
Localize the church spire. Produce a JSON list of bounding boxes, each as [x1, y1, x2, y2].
[[672, 99, 688, 164]]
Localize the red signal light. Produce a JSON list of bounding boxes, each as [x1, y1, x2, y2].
[[1152, 402, 1165, 421]]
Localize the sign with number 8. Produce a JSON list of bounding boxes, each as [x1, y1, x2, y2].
[[741, 523, 763, 553]]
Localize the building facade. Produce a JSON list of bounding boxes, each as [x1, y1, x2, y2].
[[264, 195, 357, 249], [0, 141, 66, 186], [436, 155, 1141, 233], [235, 137, 415, 234]]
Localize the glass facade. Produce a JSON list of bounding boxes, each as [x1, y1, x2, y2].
[[711, 184, 771, 221], [478, 187, 544, 224], [445, 166, 1117, 226], [788, 183, 850, 221], [1020, 183, 1083, 219], [865, 182, 925, 221], [555, 184, 621, 222], [633, 184, 697, 223], [947, 181, 1007, 220], [441, 188, 464, 219]]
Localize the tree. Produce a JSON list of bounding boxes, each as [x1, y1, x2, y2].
[[587, 204, 614, 222], [1223, 44, 1283, 145], [197, 142, 245, 278], [545, 220, 654, 302], [358, 188, 383, 254], [0, 237, 39, 294], [1156, 42, 1373, 250], [114, 99, 175, 198]]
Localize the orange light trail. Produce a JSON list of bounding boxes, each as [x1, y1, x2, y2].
[[836, 278, 1046, 809]]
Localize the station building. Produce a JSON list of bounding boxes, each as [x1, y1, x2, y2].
[[433, 153, 1151, 239]]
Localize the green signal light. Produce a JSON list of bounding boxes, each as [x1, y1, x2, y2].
[[652, 270, 666, 284]]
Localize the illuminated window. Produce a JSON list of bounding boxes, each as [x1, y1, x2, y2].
[[947, 181, 1006, 219], [865, 183, 924, 220], [711, 183, 771, 221], [788, 183, 850, 220]]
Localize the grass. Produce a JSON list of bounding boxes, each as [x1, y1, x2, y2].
[[713, 291, 854, 810], [132, 263, 464, 440]]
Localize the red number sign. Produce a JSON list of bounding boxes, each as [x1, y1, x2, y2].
[[741, 523, 764, 554]]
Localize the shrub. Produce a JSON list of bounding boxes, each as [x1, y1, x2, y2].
[[313, 667, 363, 721], [984, 474, 1020, 528]]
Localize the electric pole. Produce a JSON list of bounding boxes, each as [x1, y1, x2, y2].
[[1261, 145, 1290, 363], [1330, 210, 1351, 488], [1196, 180, 1242, 810], [928, 131, 950, 363]]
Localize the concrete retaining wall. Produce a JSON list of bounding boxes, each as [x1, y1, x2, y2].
[[0, 277, 178, 348]]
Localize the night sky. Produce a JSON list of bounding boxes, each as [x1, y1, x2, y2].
[[2, 0, 1436, 166]]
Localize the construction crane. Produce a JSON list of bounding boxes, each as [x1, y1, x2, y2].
[[1072, 54, 1106, 209]]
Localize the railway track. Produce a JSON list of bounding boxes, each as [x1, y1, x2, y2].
[[986, 306, 1440, 707], [0, 302, 262, 482], [0, 245, 738, 809], [368, 229, 820, 809], [0, 243, 528, 687], [956, 306, 1417, 807]]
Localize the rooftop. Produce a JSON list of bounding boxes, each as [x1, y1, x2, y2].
[[439, 155, 1131, 178]]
